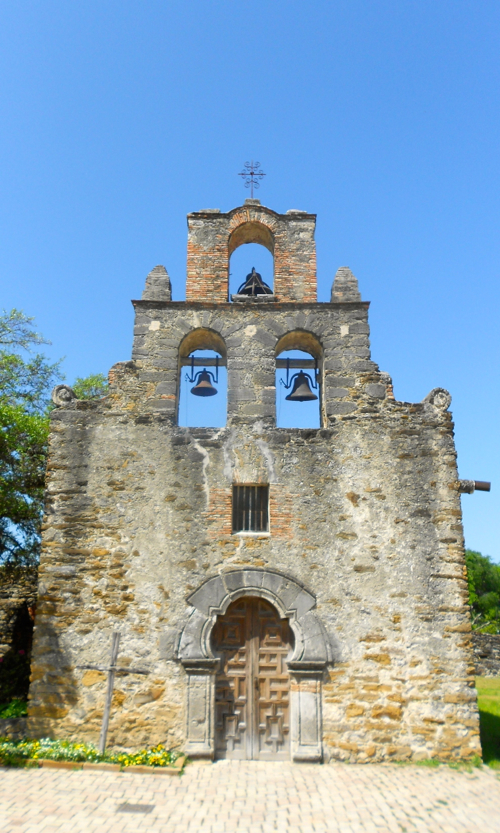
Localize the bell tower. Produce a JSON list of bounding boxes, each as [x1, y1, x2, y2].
[[186, 199, 317, 303], [131, 198, 380, 429]]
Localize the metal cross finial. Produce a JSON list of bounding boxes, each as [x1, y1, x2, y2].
[[238, 160, 265, 199]]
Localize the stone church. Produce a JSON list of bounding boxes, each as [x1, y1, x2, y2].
[[28, 199, 481, 763]]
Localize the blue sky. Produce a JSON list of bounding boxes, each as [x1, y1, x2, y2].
[[0, 1, 498, 559]]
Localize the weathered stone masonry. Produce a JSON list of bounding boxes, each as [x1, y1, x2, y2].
[[28, 199, 481, 763]]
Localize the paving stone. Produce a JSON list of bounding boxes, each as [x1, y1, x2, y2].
[[1, 761, 499, 832]]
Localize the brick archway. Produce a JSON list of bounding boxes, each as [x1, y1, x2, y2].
[[186, 203, 317, 303]]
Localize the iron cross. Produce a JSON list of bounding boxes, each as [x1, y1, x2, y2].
[[78, 631, 150, 754], [238, 160, 266, 198]]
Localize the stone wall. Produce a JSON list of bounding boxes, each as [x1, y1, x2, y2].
[[0, 717, 27, 739], [473, 633, 500, 677], [27, 201, 481, 763]]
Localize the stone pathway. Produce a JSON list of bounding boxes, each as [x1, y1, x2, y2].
[[1, 760, 500, 832]]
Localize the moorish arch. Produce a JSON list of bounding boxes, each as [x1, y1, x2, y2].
[[178, 568, 329, 762]]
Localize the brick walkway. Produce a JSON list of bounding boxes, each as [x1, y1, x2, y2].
[[1, 760, 500, 832]]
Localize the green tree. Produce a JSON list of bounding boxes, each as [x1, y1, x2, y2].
[[465, 549, 500, 634], [0, 310, 62, 566], [0, 309, 108, 565], [72, 373, 108, 400]]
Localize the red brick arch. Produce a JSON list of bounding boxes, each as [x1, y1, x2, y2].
[[186, 203, 317, 303]]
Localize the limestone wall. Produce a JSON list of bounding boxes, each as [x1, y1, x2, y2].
[[129, 300, 377, 426], [473, 633, 500, 677], [27, 204, 480, 762], [27, 299, 480, 761]]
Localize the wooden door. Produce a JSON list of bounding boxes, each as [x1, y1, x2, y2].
[[212, 597, 292, 760]]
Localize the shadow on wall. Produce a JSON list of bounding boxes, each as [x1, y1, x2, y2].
[[0, 602, 34, 706], [27, 614, 79, 736]]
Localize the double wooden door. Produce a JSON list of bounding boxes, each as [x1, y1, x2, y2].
[[212, 597, 292, 760]]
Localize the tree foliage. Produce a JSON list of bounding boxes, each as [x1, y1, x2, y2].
[[0, 311, 61, 566], [0, 309, 108, 566], [465, 549, 500, 633], [72, 373, 109, 400], [0, 308, 47, 352]]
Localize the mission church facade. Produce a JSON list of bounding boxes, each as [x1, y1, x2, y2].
[[28, 199, 481, 762]]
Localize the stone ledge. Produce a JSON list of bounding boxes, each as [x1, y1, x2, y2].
[[23, 760, 183, 774], [82, 762, 121, 771], [121, 765, 181, 775], [39, 759, 82, 770]]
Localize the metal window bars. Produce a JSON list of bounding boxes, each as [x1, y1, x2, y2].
[[232, 485, 269, 533]]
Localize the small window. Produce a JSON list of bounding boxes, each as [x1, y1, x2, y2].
[[232, 485, 269, 533]]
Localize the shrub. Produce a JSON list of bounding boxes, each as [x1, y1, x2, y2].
[[0, 698, 28, 719]]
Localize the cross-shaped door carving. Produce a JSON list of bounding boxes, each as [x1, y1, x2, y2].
[[212, 597, 292, 760]]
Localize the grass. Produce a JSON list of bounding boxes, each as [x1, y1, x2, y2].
[[476, 676, 500, 768]]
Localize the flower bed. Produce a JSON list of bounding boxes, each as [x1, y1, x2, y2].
[[0, 737, 185, 769]]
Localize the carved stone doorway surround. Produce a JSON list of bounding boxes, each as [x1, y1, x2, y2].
[[178, 569, 329, 762]]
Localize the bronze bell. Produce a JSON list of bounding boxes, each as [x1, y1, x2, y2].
[[237, 266, 273, 296], [285, 371, 318, 402], [191, 369, 218, 397]]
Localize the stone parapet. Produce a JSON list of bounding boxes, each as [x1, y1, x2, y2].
[[129, 300, 377, 426]]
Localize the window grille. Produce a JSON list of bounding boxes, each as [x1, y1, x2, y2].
[[232, 485, 269, 533]]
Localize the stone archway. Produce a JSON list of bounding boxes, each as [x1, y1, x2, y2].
[[178, 568, 328, 761]]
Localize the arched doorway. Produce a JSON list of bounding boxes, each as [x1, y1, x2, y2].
[[211, 596, 293, 760]]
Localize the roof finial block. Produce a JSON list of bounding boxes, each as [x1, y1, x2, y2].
[[142, 265, 172, 302], [331, 267, 362, 302]]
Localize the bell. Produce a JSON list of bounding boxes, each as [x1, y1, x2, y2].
[[237, 266, 273, 296], [285, 371, 318, 402], [191, 369, 218, 397]]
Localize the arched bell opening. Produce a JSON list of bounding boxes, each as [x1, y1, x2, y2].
[[228, 222, 275, 300], [177, 329, 227, 428], [275, 332, 324, 429], [211, 596, 293, 761]]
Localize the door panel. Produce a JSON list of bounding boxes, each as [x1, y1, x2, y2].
[[255, 604, 291, 760], [212, 600, 249, 759], [212, 597, 291, 760]]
